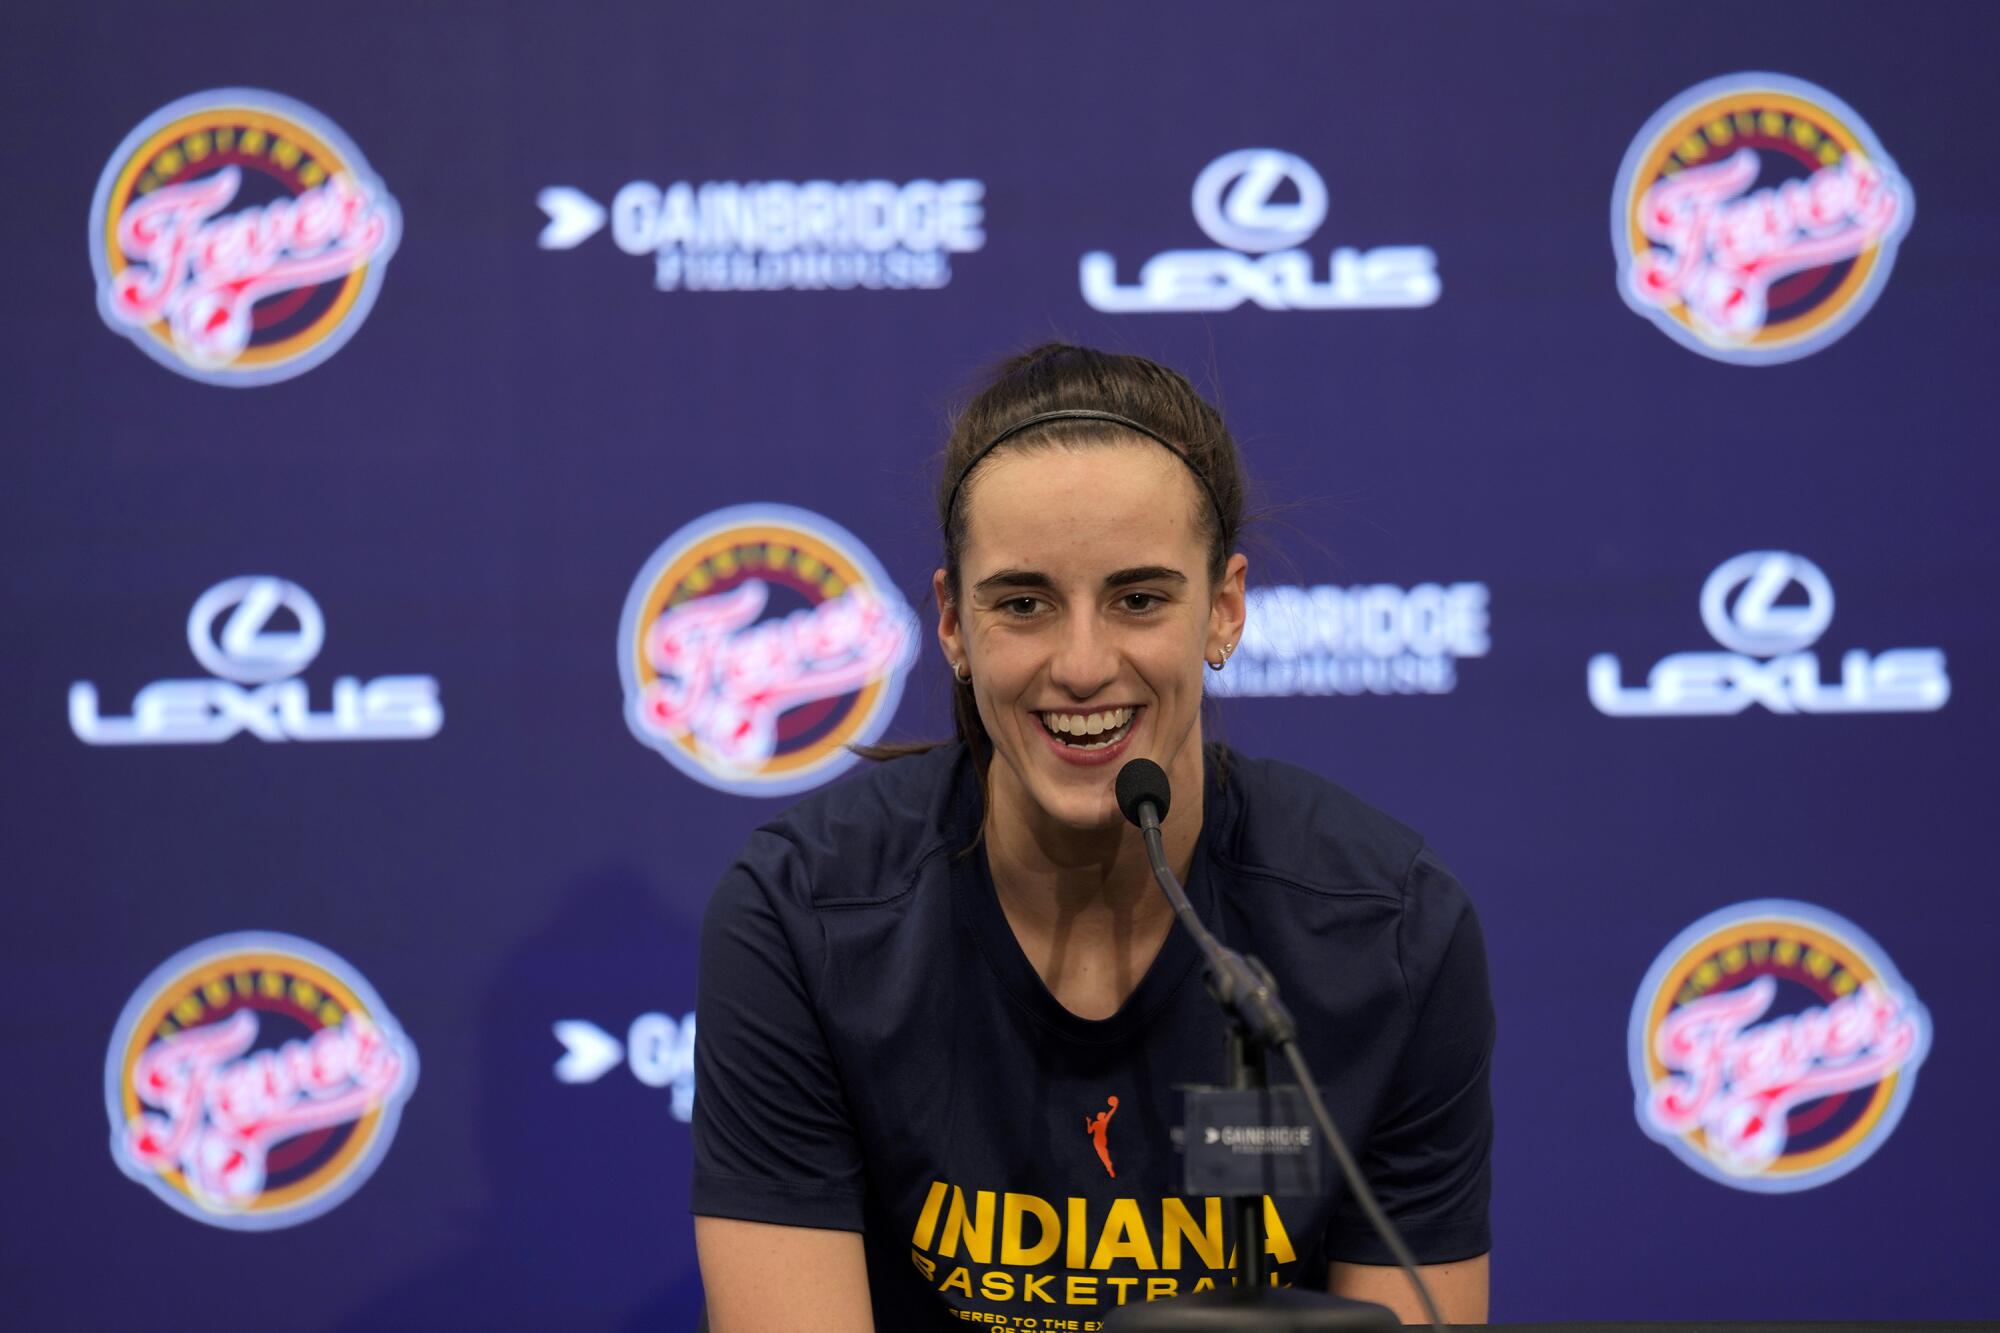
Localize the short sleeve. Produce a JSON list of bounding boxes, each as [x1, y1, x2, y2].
[[690, 831, 867, 1231], [1325, 848, 1494, 1265]]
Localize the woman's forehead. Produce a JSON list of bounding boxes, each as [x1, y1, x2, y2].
[[958, 443, 1209, 573]]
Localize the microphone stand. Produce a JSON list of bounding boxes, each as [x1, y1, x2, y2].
[[1103, 789, 1442, 1333]]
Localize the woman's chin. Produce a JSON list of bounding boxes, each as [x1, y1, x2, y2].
[[1027, 779, 1125, 834]]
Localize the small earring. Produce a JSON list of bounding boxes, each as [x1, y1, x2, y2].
[[1206, 641, 1234, 672], [953, 660, 971, 684]]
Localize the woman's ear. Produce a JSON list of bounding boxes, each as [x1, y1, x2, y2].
[[1210, 552, 1248, 659], [934, 569, 965, 672]]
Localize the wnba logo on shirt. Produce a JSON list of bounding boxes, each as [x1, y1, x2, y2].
[[1085, 1096, 1119, 1177], [1612, 73, 1913, 364], [105, 932, 418, 1229], [618, 503, 920, 797], [89, 89, 401, 385], [1628, 900, 1930, 1192]]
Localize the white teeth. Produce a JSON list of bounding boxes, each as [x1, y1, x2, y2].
[[1038, 707, 1135, 745]]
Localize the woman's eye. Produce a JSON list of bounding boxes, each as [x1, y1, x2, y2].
[[1001, 597, 1042, 616], [1119, 592, 1162, 612]]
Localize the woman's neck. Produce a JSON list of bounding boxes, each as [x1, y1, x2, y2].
[[980, 741, 1208, 1017]]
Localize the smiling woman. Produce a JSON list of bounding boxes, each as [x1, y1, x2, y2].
[[690, 344, 1494, 1330]]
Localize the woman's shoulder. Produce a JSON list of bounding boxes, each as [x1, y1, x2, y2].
[[724, 743, 973, 911], [1211, 746, 1458, 906]]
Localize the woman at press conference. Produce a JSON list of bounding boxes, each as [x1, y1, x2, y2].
[[689, 343, 1494, 1328]]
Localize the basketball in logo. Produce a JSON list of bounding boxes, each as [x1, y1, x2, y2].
[[1628, 900, 1930, 1192], [89, 89, 401, 385], [1612, 73, 1913, 364], [105, 933, 418, 1229], [619, 503, 920, 797]]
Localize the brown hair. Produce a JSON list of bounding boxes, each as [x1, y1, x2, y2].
[[867, 342, 1246, 769]]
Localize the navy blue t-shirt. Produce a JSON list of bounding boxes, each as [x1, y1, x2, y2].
[[692, 743, 1492, 1327]]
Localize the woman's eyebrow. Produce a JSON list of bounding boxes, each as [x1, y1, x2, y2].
[[973, 566, 1188, 595], [973, 569, 1054, 594], [1104, 566, 1187, 587]]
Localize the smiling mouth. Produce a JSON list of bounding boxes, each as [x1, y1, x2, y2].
[[1036, 706, 1139, 751]]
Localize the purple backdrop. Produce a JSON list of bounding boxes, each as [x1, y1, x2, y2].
[[4, 0, 1996, 1326]]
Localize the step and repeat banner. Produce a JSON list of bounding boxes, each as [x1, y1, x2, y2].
[[4, 1, 1995, 1327]]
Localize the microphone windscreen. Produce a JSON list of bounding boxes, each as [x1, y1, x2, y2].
[[1115, 758, 1172, 827]]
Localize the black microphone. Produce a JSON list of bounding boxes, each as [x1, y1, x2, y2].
[[1114, 757, 1171, 828], [1110, 758, 1446, 1332], [1115, 758, 1293, 1046]]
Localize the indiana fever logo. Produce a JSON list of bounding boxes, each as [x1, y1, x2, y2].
[[105, 933, 418, 1229], [89, 89, 400, 386], [1612, 73, 1913, 364], [1629, 901, 1930, 1192], [619, 504, 920, 797]]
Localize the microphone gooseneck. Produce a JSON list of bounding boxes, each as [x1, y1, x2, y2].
[[1114, 757, 1293, 1047], [1112, 758, 1446, 1332]]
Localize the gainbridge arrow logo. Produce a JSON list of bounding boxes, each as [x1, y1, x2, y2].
[[536, 187, 606, 250]]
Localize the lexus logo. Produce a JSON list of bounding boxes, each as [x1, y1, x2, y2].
[[1588, 550, 1947, 717], [1080, 148, 1438, 312], [186, 577, 326, 683], [70, 576, 443, 745], [1190, 149, 1328, 253], [1698, 552, 1834, 657]]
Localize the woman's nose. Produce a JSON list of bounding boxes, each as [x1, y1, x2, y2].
[[1049, 613, 1118, 699]]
